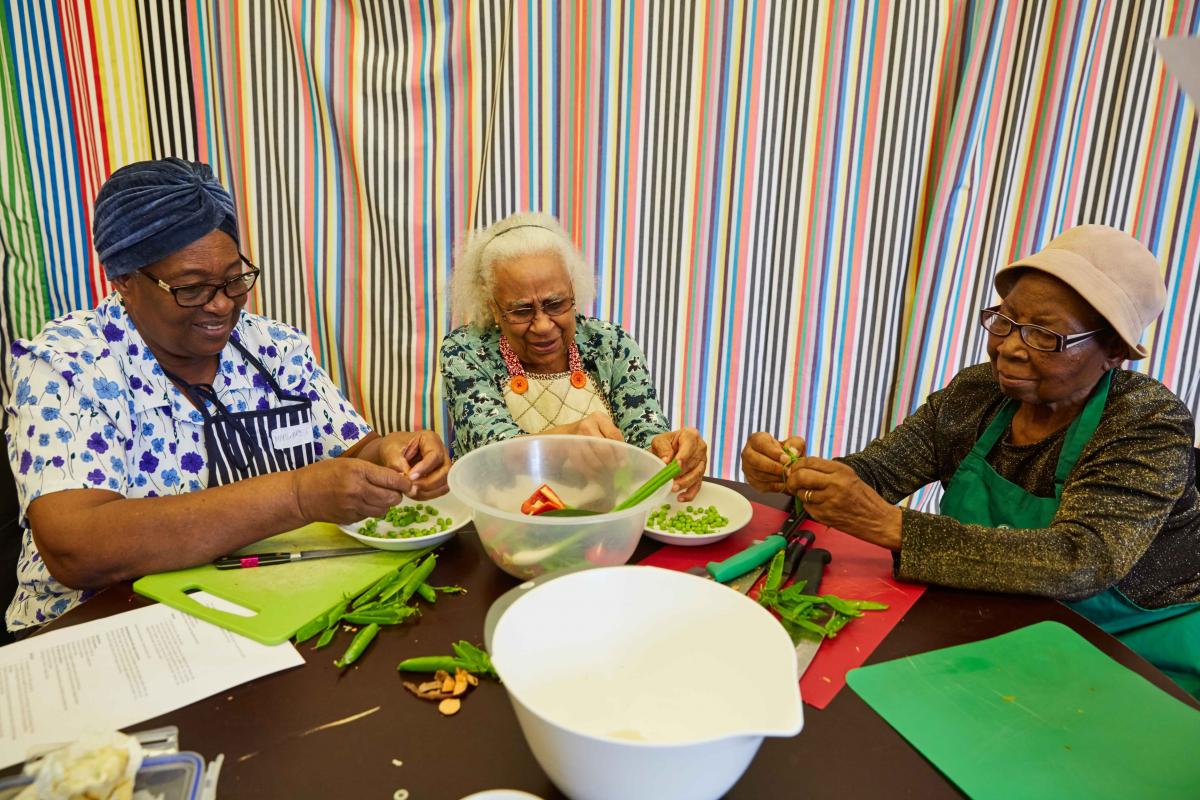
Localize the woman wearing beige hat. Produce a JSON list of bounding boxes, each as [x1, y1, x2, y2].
[[743, 224, 1200, 696]]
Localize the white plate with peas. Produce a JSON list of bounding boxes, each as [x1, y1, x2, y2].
[[339, 492, 473, 551], [641, 481, 754, 546]]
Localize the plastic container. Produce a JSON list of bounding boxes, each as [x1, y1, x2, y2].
[[0, 751, 204, 800], [447, 436, 672, 579], [488, 566, 804, 800]]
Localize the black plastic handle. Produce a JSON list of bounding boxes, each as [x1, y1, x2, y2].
[[789, 547, 831, 594]]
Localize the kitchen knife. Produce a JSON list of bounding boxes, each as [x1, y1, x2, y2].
[[213, 546, 377, 570], [703, 508, 809, 583], [790, 547, 832, 677], [726, 533, 811, 594]]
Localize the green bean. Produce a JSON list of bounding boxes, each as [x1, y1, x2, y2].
[[416, 583, 438, 603], [334, 623, 380, 669]]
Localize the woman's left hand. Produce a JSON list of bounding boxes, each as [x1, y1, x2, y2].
[[375, 430, 451, 499], [786, 456, 902, 549], [649, 428, 708, 502]]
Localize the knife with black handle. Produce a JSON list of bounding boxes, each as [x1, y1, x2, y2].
[[790, 547, 832, 676]]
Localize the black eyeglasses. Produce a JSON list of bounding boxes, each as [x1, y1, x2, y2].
[[141, 255, 261, 308], [494, 295, 576, 325], [979, 306, 1106, 352]]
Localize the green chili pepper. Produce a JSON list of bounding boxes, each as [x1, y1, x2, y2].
[[334, 623, 380, 669], [416, 583, 438, 603]]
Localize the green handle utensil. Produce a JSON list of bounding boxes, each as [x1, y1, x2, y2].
[[706, 535, 788, 583]]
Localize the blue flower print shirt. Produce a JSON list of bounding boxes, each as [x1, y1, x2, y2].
[[5, 293, 372, 631]]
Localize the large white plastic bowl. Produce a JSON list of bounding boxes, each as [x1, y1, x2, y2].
[[488, 566, 804, 800], [448, 436, 672, 579]]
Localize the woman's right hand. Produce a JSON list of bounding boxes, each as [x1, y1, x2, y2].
[[741, 432, 807, 494], [291, 458, 413, 524]]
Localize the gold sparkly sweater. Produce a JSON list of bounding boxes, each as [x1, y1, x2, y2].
[[840, 363, 1200, 607]]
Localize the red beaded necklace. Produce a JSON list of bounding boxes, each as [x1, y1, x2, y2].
[[499, 336, 587, 395]]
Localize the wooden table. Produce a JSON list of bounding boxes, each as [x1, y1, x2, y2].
[[36, 481, 1200, 799]]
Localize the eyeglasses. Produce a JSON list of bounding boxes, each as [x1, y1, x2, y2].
[[141, 256, 261, 308], [494, 295, 576, 325], [979, 306, 1107, 352]]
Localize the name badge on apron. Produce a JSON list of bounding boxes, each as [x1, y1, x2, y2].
[[271, 422, 315, 450]]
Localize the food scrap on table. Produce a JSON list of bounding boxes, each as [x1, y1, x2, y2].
[[398, 641, 497, 716]]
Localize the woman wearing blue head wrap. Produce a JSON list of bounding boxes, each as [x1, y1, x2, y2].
[[4, 158, 449, 631]]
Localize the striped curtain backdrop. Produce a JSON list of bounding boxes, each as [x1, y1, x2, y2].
[[2, 0, 1198, 482]]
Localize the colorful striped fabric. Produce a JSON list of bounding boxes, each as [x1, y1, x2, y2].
[[1, 1, 1197, 483]]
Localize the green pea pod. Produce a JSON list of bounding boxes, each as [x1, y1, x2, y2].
[[451, 640, 498, 677], [387, 554, 437, 606], [787, 616, 829, 636], [396, 655, 464, 673], [379, 557, 433, 603], [824, 612, 854, 637], [342, 607, 418, 625], [763, 550, 786, 594], [334, 623, 380, 669], [353, 568, 404, 609], [821, 595, 865, 617], [416, 583, 438, 603], [294, 613, 329, 645], [372, 563, 419, 604], [315, 624, 338, 649]]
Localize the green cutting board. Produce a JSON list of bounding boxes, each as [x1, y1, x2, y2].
[[847, 622, 1200, 799], [133, 523, 426, 645]]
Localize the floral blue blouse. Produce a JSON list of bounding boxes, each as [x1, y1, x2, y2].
[[440, 316, 670, 456], [4, 293, 371, 630]]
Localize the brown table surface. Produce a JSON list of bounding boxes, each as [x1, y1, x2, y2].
[[28, 480, 1200, 799]]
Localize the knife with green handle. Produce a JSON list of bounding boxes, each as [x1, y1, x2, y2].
[[791, 547, 832, 676], [705, 534, 789, 583]]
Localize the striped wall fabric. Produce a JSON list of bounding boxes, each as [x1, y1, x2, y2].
[[2, 0, 1198, 483]]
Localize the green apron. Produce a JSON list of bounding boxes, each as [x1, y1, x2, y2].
[[940, 370, 1200, 698]]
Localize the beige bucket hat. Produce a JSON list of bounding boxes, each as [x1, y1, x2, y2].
[[994, 225, 1166, 359]]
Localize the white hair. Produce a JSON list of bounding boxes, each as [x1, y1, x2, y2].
[[450, 211, 596, 328]]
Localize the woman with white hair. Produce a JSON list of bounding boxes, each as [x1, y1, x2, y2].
[[441, 212, 707, 501]]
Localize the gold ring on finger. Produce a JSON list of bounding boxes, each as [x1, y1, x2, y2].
[[804, 489, 813, 504]]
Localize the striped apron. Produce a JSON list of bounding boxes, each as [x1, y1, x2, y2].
[[163, 338, 317, 488]]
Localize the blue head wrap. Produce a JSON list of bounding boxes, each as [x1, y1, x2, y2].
[[92, 157, 240, 278]]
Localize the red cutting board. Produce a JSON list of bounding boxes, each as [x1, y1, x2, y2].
[[639, 501, 925, 708]]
